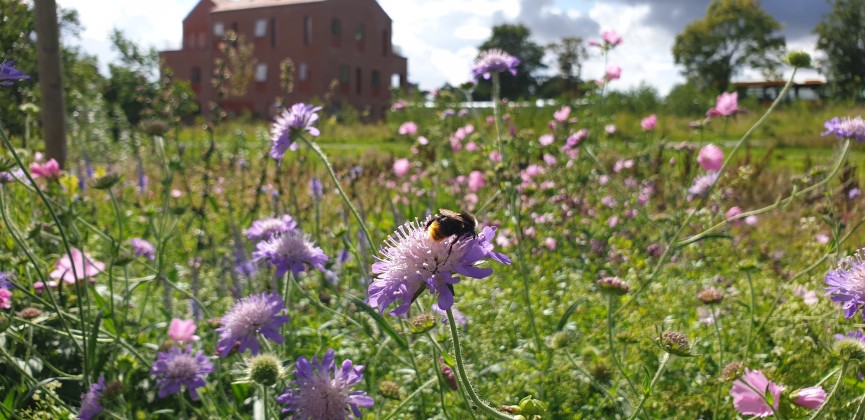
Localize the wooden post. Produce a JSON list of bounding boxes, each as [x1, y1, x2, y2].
[[34, 0, 67, 168]]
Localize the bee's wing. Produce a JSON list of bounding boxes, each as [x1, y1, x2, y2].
[[438, 208, 461, 219]]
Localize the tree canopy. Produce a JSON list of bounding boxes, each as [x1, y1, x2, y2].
[[814, 0, 865, 100], [672, 0, 785, 93]]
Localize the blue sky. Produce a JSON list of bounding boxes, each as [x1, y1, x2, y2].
[[60, 0, 824, 96]]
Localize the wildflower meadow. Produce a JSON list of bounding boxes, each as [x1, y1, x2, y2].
[[3, 2, 865, 419]]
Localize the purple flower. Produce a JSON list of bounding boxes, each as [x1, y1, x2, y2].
[[730, 369, 784, 417], [77, 375, 105, 420], [368, 220, 511, 317], [246, 215, 299, 241], [825, 252, 865, 320], [0, 60, 30, 86], [431, 303, 467, 326], [252, 232, 328, 278], [0, 168, 28, 184], [215, 292, 290, 357], [270, 103, 322, 160], [277, 349, 374, 419], [822, 116, 865, 142], [850, 188, 862, 200], [471, 49, 520, 80], [688, 172, 719, 197], [130, 238, 156, 262], [150, 345, 213, 399], [309, 177, 323, 200], [0, 272, 13, 290]]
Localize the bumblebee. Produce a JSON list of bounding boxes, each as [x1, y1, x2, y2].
[[426, 209, 478, 242]]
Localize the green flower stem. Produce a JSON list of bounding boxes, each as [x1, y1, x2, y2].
[[711, 305, 724, 420], [809, 362, 848, 420], [608, 295, 638, 396], [299, 136, 374, 251], [446, 309, 515, 420], [628, 352, 670, 420], [0, 118, 92, 383], [618, 67, 800, 314]]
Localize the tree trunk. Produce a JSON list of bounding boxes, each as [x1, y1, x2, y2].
[[34, 0, 66, 168]]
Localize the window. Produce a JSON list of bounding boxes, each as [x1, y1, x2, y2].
[[339, 65, 349, 83], [371, 70, 381, 88], [299, 63, 308, 81], [355, 25, 365, 41], [191, 67, 201, 83], [331, 18, 341, 35], [304, 16, 312, 46], [255, 63, 267, 82], [355, 67, 362, 95], [255, 19, 267, 37], [213, 22, 224, 37]]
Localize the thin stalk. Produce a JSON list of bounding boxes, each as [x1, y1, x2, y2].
[[618, 68, 800, 314], [608, 295, 638, 395], [809, 362, 847, 420], [628, 352, 671, 420], [446, 309, 514, 420], [299, 136, 374, 250], [711, 305, 723, 420]]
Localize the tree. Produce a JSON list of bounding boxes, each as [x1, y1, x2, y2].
[[34, 0, 67, 167], [544, 36, 587, 98], [104, 29, 159, 131], [814, 0, 865, 100], [474, 24, 545, 99], [672, 0, 785, 93]]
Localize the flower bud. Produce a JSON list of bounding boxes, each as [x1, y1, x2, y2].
[[697, 287, 724, 304], [91, 173, 122, 190], [597, 276, 629, 296], [658, 331, 692, 356], [379, 380, 402, 400], [518, 395, 547, 417], [248, 354, 283, 386], [721, 361, 745, 381], [409, 314, 437, 335], [791, 386, 826, 410], [440, 364, 458, 390], [16, 307, 43, 319], [786, 51, 812, 68]]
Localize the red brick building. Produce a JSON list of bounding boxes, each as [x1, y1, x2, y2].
[[160, 0, 408, 120]]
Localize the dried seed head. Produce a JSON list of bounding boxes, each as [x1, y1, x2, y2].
[[659, 331, 692, 356], [697, 287, 724, 304]]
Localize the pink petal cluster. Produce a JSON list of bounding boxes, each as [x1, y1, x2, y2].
[[730, 369, 785, 417], [30, 159, 61, 179], [37, 248, 106, 291], [0, 288, 11, 309], [538, 134, 554, 146], [697, 144, 724, 172], [601, 30, 623, 46], [553, 106, 570, 123], [792, 386, 827, 409], [168, 318, 200, 343], [707, 92, 739, 117], [392, 159, 410, 177], [467, 170, 485, 192], [641, 114, 657, 131], [398, 121, 418, 136], [605, 65, 622, 81]]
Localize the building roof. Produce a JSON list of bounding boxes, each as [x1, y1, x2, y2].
[[212, 0, 326, 12]]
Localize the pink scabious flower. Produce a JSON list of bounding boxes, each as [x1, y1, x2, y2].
[[246, 215, 299, 241], [168, 318, 199, 343], [467, 170, 485, 192], [30, 159, 61, 180], [252, 232, 328, 279], [553, 106, 570, 122], [151, 345, 213, 399], [605, 65, 622, 81], [601, 30, 623, 47], [48, 248, 106, 286], [745, 215, 759, 226], [216, 292, 290, 357], [544, 237, 556, 250], [277, 349, 374, 419], [538, 134, 554, 146], [707, 92, 739, 117], [471, 49, 520, 80], [369, 219, 511, 317], [822, 116, 865, 142], [730, 369, 785, 417], [398, 121, 418, 136], [563, 129, 588, 150], [390, 99, 406, 111], [641, 114, 657, 131], [489, 150, 502, 162], [697, 144, 725, 172], [688, 172, 719, 197], [792, 386, 826, 410], [605, 124, 617, 134], [726, 206, 742, 221], [417, 136, 429, 146], [129, 238, 156, 262], [270, 103, 322, 160], [392, 158, 410, 177], [825, 249, 865, 320]]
